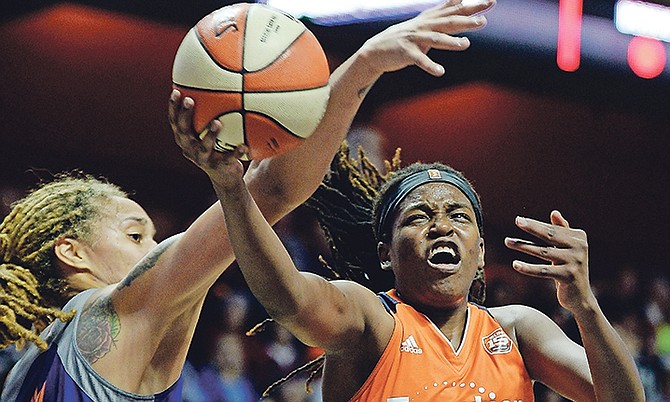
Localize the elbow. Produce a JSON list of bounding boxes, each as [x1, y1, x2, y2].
[[263, 291, 309, 323]]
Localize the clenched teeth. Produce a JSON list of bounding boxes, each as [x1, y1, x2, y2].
[[428, 245, 456, 260]]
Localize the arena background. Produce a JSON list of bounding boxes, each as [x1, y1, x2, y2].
[[1, 1, 669, 400]]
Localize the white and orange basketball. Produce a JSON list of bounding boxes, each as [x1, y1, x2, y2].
[[172, 3, 330, 160]]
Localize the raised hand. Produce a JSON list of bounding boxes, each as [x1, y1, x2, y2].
[[358, 0, 495, 78], [504, 210, 596, 314], [168, 89, 247, 190]]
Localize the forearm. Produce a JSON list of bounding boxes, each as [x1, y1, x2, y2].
[[214, 179, 313, 318], [144, 204, 236, 306], [572, 299, 644, 401]]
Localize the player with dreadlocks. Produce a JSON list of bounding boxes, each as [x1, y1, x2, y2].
[[221, 144, 644, 401], [214, 146, 644, 398], [251, 144, 488, 397], [305, 144, 486, 301], [0, 174, 123, 352]]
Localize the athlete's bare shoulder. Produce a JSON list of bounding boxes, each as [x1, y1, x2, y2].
[[76, 286, 119, 364], [487, 304, 538, 344]]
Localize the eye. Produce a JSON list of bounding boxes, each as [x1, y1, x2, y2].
[[451, 212, 472, 223], [128, 233, 143, 243], [404, 213, 429, 225]]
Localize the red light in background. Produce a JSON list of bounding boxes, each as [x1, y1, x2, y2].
[[627, 36, 666, 79], [557, 0, 583, 72]]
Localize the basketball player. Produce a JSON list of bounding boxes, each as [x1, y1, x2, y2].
[[0, 0, 493, 400], [210, 139, 645, 401]]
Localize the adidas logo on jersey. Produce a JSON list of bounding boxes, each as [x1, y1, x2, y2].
[[400, 335, 423, 354]]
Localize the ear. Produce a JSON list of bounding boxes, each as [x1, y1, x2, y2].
[[478, 237, 485, 269], [54, 237, 90, 270], [377, 241, 392, 271]]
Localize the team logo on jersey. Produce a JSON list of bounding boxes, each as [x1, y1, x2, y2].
[[427, 169, 442, 179], [400, 335, 423, 354], [482, 328, 513, 354]]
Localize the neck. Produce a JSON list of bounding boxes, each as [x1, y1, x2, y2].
[[395, 289, 469, 347], [424, 304, 469, 346]]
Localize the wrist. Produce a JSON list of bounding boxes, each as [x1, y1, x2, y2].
[[212, 173, 247, 197], [568, 293, 601, 321], [350, 46, 384, 89]]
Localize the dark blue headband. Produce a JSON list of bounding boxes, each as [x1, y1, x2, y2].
[[375, 169, 483, 241]]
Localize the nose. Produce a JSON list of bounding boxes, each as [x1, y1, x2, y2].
[[428, 216, 454, 237]]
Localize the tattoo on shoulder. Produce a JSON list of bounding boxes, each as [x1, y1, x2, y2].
[[118, 235, 179, 290], [77, 295, 121, 364]]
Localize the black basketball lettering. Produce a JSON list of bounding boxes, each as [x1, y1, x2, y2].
[[260, 16, 277, 43]]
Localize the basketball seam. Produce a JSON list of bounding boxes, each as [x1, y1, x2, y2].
[[174, 82, 329, 94], [248, 83, 330, 93], [171, 83, 239, 93], [193, 28, 241, 75], [245, 111, 305, 140]]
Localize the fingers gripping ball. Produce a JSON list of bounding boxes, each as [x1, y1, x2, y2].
[[172, 3, 331, 160]]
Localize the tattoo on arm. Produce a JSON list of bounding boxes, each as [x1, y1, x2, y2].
[[117, 235, 179, 290], [358, 85, 372, 99], [77, 296, 120, 364]]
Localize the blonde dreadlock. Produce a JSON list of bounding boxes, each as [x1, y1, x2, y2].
[[254, 142, 487, 397], [0, 172, 126, 350]]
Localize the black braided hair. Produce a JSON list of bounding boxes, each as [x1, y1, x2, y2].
[[302, 142, 401, 291]]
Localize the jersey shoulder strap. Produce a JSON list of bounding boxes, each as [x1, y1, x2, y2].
[[376, 291, 399, 314]]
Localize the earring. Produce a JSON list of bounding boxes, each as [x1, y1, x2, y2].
[[380, 261, 391, 269]]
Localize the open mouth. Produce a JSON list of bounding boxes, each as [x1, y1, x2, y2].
[[427, 243, 460, 270]]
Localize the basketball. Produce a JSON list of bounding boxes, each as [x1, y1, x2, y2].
[[172, 3, 330, 160]]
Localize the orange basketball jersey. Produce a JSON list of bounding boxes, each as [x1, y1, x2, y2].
[[350, 290, 534, 402]]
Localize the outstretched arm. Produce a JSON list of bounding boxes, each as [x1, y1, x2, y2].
[[159, 0, 496, 304], [81, 0, 496, 391], [247, 0, 494, 219], [168, 0, 497, 346], [504, 210, 644, 402], [214, 0, 496, 222]]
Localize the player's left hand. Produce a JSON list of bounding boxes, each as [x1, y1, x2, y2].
[[504, 210, 597, 314], [358, 0, 495, 78]]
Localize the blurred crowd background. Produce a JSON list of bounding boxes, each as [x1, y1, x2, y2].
[[1, 160, 669, 401]]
